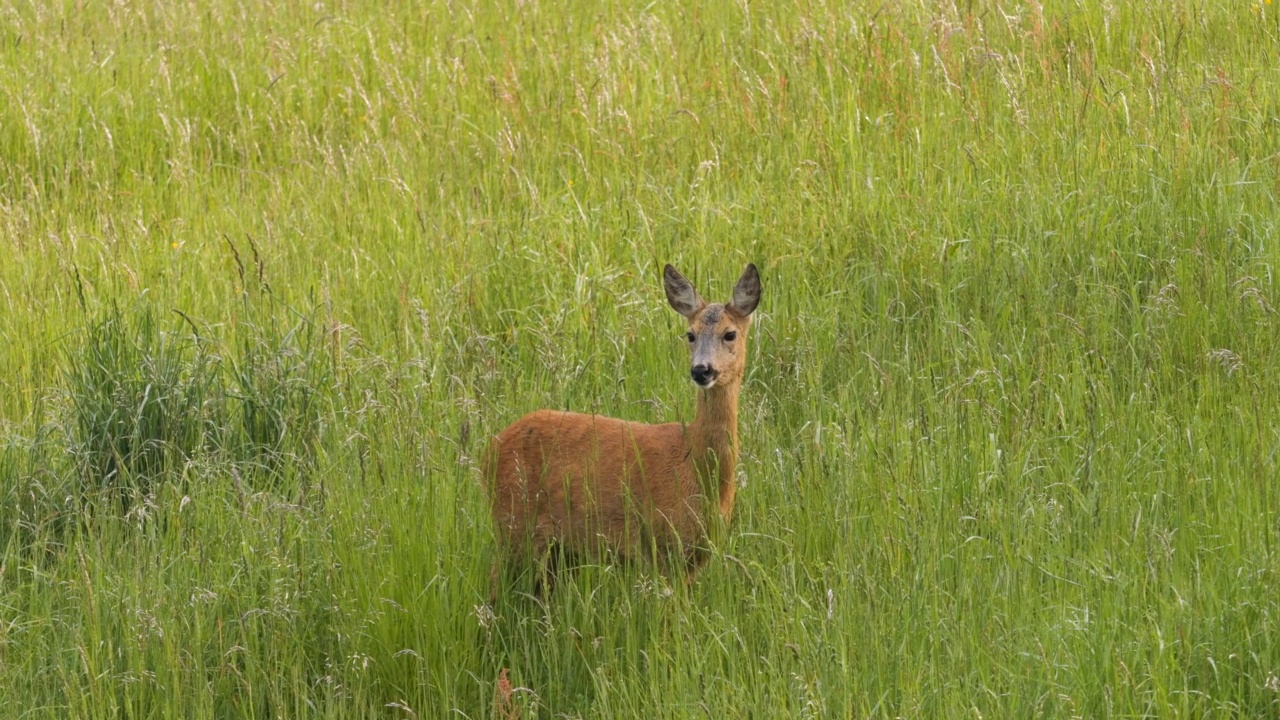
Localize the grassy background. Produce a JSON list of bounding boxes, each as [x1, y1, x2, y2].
[[3, 0, 1280, 716]]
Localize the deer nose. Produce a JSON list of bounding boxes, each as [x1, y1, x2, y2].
[[691, 364, 718, 387]]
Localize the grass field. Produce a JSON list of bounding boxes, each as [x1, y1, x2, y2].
[[3, 0, 1280, 716]]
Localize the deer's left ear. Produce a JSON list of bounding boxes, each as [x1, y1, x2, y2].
[[729, 263, 761, 316]]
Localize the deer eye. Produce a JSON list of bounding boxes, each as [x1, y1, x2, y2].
[[723, 331, 737, 342], [686, 332, 696, 343]]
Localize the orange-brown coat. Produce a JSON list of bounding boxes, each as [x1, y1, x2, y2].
[[484, 263, 760, 585]]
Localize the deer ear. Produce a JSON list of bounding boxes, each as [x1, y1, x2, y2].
[[729, 263, 761, 316], [663, 264, 704, 319]]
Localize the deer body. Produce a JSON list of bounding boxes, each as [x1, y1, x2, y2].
[[485, 264, 760, 585]]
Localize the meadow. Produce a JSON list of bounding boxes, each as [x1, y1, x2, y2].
[[2, 0, 1280, 716]]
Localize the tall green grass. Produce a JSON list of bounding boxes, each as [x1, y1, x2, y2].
[[2, 0, 1279, 717], [64, 305, 221, 503]]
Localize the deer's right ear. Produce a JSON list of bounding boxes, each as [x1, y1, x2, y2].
[[664, 264, 704, 319]]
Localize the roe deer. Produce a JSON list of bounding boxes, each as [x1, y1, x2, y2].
[[485, 263, 761, 592]]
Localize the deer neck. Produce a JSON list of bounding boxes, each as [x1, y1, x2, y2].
[[690, 381, 741, 520]]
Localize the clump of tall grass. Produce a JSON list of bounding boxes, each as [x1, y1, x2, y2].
[[58, 302, 335, 515], [62, 305, 224, 509]]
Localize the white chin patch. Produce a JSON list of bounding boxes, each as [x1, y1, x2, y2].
[[696, 378, 717, 389]]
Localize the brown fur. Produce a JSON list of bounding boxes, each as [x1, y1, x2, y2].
[[484, 264, 761, 589]]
